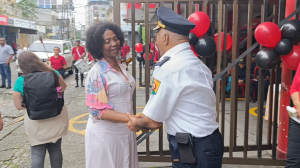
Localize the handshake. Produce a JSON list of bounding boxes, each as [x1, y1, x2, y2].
[[126, 113, 160, 133]]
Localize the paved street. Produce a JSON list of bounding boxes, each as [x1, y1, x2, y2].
[[0, 62, 283, 168]]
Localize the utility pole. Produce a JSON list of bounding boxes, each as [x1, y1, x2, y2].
[[67, 0, 69, 40]]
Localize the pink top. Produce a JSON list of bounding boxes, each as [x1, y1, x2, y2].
[[290, 62, 300, 96]]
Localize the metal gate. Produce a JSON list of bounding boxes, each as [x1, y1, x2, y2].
[[112, 0, 299, 165]]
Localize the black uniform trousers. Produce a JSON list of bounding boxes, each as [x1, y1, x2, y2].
[[168, 129, 224, 168], [74, 60, 84, 82], [285, 119, 300, 168]]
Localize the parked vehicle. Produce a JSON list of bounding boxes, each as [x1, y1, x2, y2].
[[16, 40, 74, 77]]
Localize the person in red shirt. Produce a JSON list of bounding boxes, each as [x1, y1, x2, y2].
[[154, 50, 160, 64], [72, 39, 86, 88], [121, 40, 130, 71], [49, 47, 67, 79], [288, 61, 300, 167], [150, 37, 155, 54]]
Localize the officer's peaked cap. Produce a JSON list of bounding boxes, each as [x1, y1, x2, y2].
[[154, 6, 196, 35]]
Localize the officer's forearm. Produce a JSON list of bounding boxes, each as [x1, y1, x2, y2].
[[136, 115, 162, 130]]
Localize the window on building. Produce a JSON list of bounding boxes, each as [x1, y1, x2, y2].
[[101, 14, 106, 17], [39, 0, 44, 8], [45, 0, 51, 8], [101, 8, 106, 11]]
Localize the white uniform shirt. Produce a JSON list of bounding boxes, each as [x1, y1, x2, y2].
[[143, 42, 219, 138]]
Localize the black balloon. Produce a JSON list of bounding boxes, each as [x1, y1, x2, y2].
[[136, 53, 144, 62], [189, 33, 198, 45], [281, 20, 300, 44], [275, 39, 293, 55], [255, 48, 279, 69], [194, 35, 216, 57]]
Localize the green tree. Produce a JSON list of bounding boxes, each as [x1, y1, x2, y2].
[[15, 0, 39, 19]]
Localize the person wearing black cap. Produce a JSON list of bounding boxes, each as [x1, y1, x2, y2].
[[72, 39, 86, 87], [127, 6, 223, 168]]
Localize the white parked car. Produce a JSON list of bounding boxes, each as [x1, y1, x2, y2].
[[16, 39, 74, 77]]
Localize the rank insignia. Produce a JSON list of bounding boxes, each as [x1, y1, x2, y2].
[[151, 78, 161, 95]]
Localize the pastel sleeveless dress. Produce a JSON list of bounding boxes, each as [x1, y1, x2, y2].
[[85, 59, 138, 168]]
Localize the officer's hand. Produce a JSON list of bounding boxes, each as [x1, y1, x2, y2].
[[127, 113, 140, 132], [0, 117, 3, 131]]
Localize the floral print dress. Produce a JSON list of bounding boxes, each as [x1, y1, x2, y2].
[[85, 59, 138, 168]]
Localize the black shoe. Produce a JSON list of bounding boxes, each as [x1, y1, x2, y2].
[[6, 86, 11, 89], [75, 80, 79, 88], [81, 83, 84, 87], [250, 97, 256, 103], [0, 85, 5, 88]]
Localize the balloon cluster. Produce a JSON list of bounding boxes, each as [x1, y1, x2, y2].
[[188, 12, 216, 57], [254, 20, 300, 70], [135, 43, 152, 62]]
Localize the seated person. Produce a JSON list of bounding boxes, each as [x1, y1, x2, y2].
[[238, 59, 255, 102], [254, 69, 270, 100], [238, 59, 246, 85], [250, 54, 256, 79], [225, 58, 232, 94]]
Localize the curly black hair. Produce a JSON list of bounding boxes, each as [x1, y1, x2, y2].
[[86, 21, 125, 60]]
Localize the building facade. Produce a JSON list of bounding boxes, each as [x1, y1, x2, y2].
[[85, 0, 110, 28]]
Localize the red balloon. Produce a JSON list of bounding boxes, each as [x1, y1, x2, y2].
[[254, 22, 281, 48], [214, 32, 233, 51], [143, 53, 153, 60], [191, 45, 198, 57], [188, 12, 210, 37], [135, 43, 143, 53], [282, 45, 300, 70]]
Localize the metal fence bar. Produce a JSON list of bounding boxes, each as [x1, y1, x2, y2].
[[188, 1, 193, 16], [216, 0, 223, 124], [144, 2, 151, 156], [296, 0, 300, 19], [203, 0, 208, 13], [213, 5, 300, 82], [234, 3, 242, 148], [229, 0, 239, 158], [221, 2, 228, 143], [131, 3, 137, 115], [243, 0, 253, 159], [267, 4, 278, 146], [113, 1, 121, 26], [257, 0, 268, 159]]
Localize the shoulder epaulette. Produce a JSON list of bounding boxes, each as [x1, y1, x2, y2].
[[155, 56, 170, 67]]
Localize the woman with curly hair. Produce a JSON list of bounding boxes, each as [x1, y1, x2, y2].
[[84, 21, 138, 168]]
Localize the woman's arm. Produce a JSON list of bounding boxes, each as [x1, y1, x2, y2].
[[12, 91, 26, 110], [58, 75, 67, 92], [63, 64, 67, 70], [101, 110, 129, 123]]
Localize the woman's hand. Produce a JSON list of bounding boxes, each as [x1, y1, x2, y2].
[[296, 112, 300, 119]]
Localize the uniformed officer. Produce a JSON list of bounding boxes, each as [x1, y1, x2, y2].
[[127, 6, 223, 168]]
